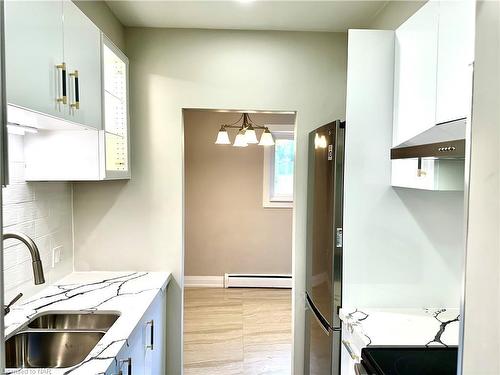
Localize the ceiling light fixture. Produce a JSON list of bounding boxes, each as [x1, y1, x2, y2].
[[214, 113, 275, 147]]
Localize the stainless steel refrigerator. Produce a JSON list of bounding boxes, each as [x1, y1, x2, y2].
[[304, 120, 345, 375]]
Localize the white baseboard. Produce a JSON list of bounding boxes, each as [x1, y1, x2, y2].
[[224, 273, 292, 288], [184, 276, 224, 288]]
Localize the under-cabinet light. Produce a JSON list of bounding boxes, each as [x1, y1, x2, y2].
[[7, 123, 38, 135]]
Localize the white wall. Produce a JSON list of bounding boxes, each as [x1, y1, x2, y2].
[[461, 1, 500, 374], [344, 29, 464, 309], [2, 134, 73, 303], [73, 0, 125, 51], [72, 28, 347, 374]]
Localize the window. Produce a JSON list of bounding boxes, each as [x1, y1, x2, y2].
[[263, 125, 295, 208]]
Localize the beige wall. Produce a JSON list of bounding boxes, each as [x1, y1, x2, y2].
[[73, 0, 125, 50], [184, 110, 294, 277], [369, 1, 426, 29], [72, 28, 347, 374], [461, 2, 500, 374]]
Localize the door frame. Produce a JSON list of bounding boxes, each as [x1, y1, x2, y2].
[[180, 107, 298, 373]]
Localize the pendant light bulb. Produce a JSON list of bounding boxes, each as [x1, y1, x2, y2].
[[233, 129, 248, 147], [215, 126, 231, 145], [245, 124, 259, 144], [259, 128, 275, 146]]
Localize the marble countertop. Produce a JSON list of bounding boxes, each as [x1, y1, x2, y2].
[[5, 271, 171, 375], [340, 307, 460, 349]]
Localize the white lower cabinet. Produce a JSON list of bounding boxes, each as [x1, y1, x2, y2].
[[341, 324, 362, 375], [108, 289, 167, 375], [341, 341, 358, 375]]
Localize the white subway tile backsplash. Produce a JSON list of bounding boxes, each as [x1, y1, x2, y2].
[[7, 134, 24, 163], [3, 183, 35, 205], [3, 221, 36, 247], [2, 201, 36, 227], [8, 162, 25, 184], [3, 246, 17, 267], [34, 199, 50, 219], [3, 134, 74, 302]]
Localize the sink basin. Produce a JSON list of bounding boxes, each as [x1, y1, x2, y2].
[[28, 312, 119, 331], [5, 331, 105, 368]]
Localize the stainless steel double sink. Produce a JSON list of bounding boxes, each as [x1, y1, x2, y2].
[[6, 312, 120, 368]]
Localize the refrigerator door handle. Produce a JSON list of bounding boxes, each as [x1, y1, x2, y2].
[[305, 294, 331, 336]]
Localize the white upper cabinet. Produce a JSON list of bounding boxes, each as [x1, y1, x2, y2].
[[393, 1, 439, 146], [62, 0, 102, 129], [23, 33, 130, 182], [393, 0, 475, 145], [5, 2, 130, 181], [5, 1, 64, 118], [435, 0, 475, 124], [5, 0, 102, 130]]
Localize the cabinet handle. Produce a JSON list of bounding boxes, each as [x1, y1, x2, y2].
[[119, 357, 132, 375], [146, 320, 154, 350], [69, 70, 80, 109], [417, 157, 427, 177], [56, 62, 67, 104]]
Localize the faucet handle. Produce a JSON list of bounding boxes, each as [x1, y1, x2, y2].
[[4, 292, 23, 315]]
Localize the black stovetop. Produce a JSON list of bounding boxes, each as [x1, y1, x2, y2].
[[361, 346, 458, 375]]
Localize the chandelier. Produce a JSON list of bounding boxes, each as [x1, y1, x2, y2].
[[214, 113, 275, 147]]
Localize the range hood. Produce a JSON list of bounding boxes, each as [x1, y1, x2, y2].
[[391, 118, 466, 160]]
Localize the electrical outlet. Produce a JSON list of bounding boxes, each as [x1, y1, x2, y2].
[[52, 246, 63, 268]]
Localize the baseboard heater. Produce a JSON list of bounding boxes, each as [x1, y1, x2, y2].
[[224, 273, 292, 289]]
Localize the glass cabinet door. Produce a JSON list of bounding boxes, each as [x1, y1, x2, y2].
[[102, 35, 130, 179]]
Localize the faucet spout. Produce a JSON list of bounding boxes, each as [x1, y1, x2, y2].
[[3, 232, 45, 285]]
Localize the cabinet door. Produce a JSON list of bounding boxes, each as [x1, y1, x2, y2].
[[435, 0, 475, 124], [143, 290, 167, 375], [63, 0, 102, 129], [115, 328, 145, 375], [101, 36, 130, 179], [393, 1, 439, 146], [5, 0, 64, 118], [151, 290, 167, 374]]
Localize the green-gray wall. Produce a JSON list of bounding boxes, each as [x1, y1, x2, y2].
[[73, 27, 347, 374]]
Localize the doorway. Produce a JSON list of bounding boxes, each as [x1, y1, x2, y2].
[[182, 109, 296, 374]]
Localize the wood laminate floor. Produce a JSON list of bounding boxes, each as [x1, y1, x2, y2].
[[183, 288, 292, 375]]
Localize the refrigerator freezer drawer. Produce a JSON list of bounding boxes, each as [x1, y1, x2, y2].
[[305, 300, 341, 375]]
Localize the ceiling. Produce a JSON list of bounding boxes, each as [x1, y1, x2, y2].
[[106, 1, 390, 32]]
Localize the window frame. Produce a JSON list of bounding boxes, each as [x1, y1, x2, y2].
[[262, 125, 295, 208]]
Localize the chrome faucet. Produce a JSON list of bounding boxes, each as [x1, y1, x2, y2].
[[3, 232, 45, 314], [3, 232, 45, 284]]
